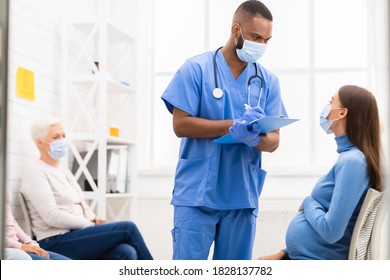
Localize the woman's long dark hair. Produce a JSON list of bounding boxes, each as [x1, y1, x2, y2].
[[338, 85, 382, 191]]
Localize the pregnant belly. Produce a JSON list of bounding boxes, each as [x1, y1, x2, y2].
[[285, 211, 319, 259]]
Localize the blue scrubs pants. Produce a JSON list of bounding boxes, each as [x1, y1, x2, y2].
[[172, 206, 257, 260]]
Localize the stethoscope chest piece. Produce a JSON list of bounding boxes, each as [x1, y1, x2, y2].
[[213, 88, 223, 99]]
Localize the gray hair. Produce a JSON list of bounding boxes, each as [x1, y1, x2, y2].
[[31, 118, 63, 141]]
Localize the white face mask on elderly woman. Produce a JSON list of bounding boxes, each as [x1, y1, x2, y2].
[[44, 138, 68, 160]]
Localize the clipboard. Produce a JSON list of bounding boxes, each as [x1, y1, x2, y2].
[[214, 116, 299, 144]]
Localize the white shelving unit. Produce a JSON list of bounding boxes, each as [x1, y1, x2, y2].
[[61, 19, 137, 221]]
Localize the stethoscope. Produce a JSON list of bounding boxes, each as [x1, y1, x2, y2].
[[212, 47, 263, 108]]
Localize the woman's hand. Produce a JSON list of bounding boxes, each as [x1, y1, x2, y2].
[[256, 250, 286, 260], [20, 243, 49, 258], [91, 217, 107, 225]]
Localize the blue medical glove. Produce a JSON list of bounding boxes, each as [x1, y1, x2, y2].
[[229, 119, 261, 147], [241, 106, 265, 123]]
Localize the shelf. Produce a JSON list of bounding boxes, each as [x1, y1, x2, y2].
[[69, 133, 134, 145], [63, 19, 137, 220], [83, 192, 135, 199], [107, 136, 134, 145], [68, 20, 134, 42], [107, 79, 135, 94], [70, 21, 97, 36], [71, 75, 135, 94], [107, 21, 134, 42], [106, 193, 135, 199]]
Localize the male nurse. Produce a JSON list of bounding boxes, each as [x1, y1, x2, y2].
[[161, 0, 287, 260]]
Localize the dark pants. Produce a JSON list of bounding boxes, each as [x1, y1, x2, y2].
[[38, 221, 153, 260]]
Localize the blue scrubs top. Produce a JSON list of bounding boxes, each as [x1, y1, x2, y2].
[[162, 50, 287, 214]]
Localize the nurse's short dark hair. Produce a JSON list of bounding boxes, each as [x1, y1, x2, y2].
[[234, 0, 273, 21]]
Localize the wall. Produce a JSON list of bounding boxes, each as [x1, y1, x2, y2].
[[6, 0, 96, 229]]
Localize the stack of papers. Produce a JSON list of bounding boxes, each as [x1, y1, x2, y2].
[[214, 116, 299, 144], [107, 147, 129, 193]]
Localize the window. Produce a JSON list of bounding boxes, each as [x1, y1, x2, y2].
[[145, 0, 389, 173]]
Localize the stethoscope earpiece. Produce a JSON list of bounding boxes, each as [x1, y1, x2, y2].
[[213, 88, 223, 99]]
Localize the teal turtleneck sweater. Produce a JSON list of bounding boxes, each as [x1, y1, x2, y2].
[[285, 134, 369, 259]]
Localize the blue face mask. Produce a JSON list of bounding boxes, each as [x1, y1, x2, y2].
[[46, 138, 68, 160], [320, 104, 345, 134], [320, 104, 334, 134], [236, 29, 267, 63]]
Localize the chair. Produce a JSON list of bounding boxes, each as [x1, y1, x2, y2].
[[18, 192, 35, 240], [348, 188, 386, 260]]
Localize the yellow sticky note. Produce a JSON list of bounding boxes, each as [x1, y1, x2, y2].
[[16, 67, 35, 100], [109, 127, 119, 137]]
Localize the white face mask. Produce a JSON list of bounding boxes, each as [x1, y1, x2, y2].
[[319, 104, 344, 134], [43, 138, 68, 160], [236, 29, 267, 63]]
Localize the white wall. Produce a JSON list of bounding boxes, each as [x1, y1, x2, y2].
[[6, 0, 96, 228]]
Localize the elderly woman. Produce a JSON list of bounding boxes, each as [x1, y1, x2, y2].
[[21, 118, 153, 260]]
